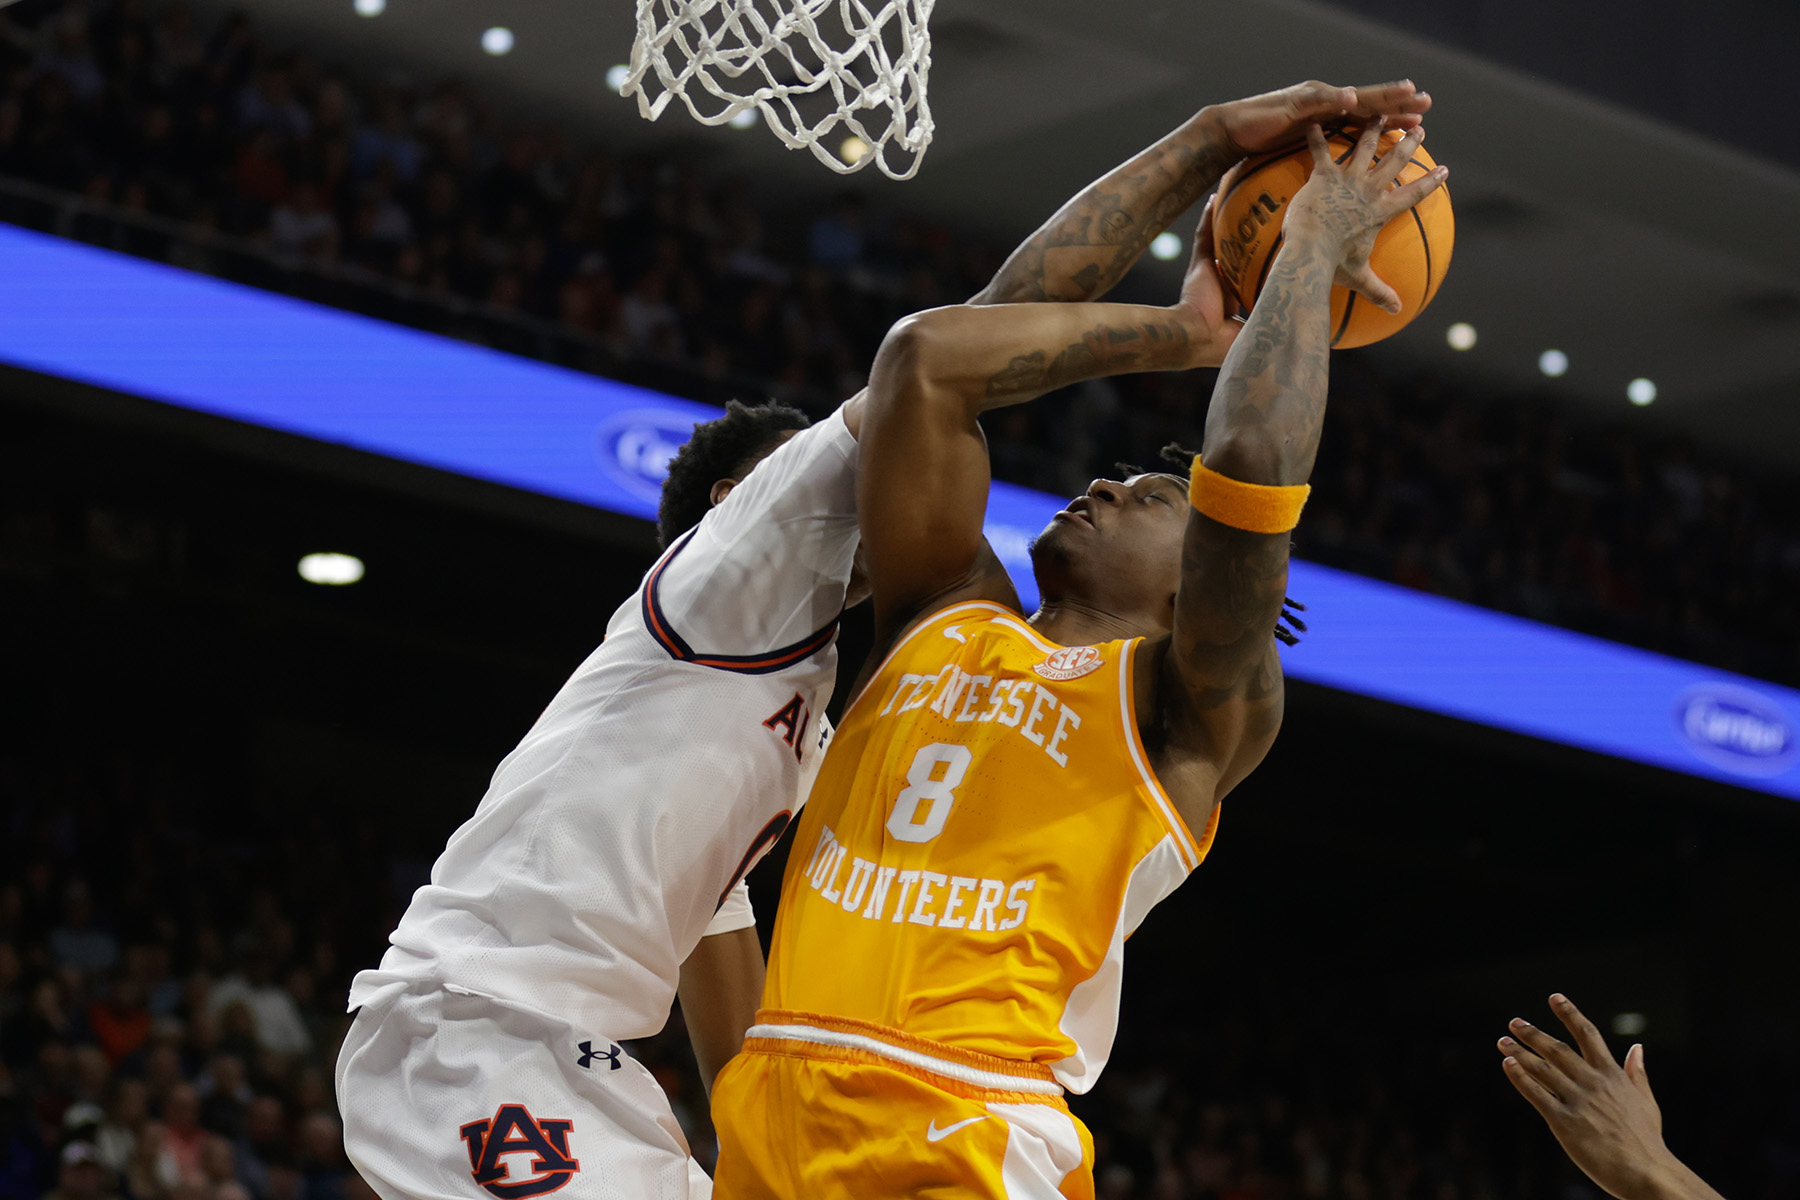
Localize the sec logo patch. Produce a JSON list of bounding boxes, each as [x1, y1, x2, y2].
[[1034, 646, 1103, 681]]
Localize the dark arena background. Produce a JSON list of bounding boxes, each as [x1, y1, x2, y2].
[[3, 1, 1800, 1199]]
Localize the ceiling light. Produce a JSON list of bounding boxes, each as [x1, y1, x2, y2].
[[728, 107, 760, 130], [482, 26, 514, 56], [299, 553, 365, 586], [838, 135, 870, 166], [605, 64, 630, 93], [1445, 322, 1476, 351], [1627, 378, 1657, 406], [1611, 1012, 1647, 1036], [1149, 232, 1182, 262], [353, 0, 385, 15], [1538, 349, 1569, 377]]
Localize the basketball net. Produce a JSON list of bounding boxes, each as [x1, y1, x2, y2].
[[623, 0, 936, 180]]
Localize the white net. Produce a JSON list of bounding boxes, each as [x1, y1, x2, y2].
[[623, 0, 937, 181]]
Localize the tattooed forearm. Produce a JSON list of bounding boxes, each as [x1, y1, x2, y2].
[[1203, 236, 1334, 485], [975, 118, 1240, 306], [983, 318, 1193, 398], [1160, 227, 1338, 720]]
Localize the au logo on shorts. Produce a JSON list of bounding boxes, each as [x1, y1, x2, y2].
[[459, 1105, 581, 1198], [1034, 645, 1103, 681]]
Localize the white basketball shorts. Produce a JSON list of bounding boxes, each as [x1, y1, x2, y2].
[[336, 985, 712, 1200]]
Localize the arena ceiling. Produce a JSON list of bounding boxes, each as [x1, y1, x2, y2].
[[209, 0, 1800, 473]]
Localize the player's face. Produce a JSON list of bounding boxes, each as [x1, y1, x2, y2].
[[1030, 473, 1187, 627]]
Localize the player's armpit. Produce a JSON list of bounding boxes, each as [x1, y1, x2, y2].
[[676, 926, 764, 1095]]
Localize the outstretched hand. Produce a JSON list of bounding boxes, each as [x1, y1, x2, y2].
[[1498, 994, 1725, 1200], [1209, 79, 1431, 157], [1286, 120, 1446, 315], [1172, 195, 1244, 368]]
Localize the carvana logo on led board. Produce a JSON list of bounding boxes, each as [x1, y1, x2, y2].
[[1674, 684, 1798, 778], [596, 409, 697, 503]]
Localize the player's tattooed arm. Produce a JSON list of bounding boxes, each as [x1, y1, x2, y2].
[[860, 297, 1224, 634], [971, 129, 1237, 306], [971, 80, 1431, 307], [981, 315, 1199, 399], [1156, 122, 1447, 809]]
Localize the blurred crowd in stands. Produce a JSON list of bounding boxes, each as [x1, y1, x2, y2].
[[0, 0, 1796, 682], [0, 755, 717, 1200], [4, 751, 1799, 1200], [3, 5, 1799, 1199]]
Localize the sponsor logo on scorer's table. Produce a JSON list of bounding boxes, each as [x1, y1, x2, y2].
[[595, 409, 695, 502], [1034, 646, 1103, 681], [1674, 683, 1798, 778]]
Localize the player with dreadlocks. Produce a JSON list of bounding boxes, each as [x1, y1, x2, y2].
[[711, 114, 1447, 1198], [337, 78, 1432, 1200], [1133, 444, 1310, 646]]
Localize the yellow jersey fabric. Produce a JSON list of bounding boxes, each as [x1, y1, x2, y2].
[[762, 600, 1217, 1092]]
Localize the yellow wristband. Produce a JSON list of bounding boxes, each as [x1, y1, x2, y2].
[[1187, 457, 1310, 534]]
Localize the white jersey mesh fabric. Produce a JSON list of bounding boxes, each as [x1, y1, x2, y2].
[[624, 0, 936, 180], [347, 407, 860, 1040]]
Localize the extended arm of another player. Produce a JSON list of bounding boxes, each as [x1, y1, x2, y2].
[[860, 298, 1226, 631], [1158, 123, 1445, 798], [676, 927, 764, 1096], [972, 80, 1432, 306], [1499, 995, 1727, 1200]]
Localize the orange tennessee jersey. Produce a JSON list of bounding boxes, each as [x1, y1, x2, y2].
[[763, 601, 1218, 1093]]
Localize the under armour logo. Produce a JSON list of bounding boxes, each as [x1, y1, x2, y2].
[[458, 1104, 580, 1199], [576, 1040, 622, 1071]]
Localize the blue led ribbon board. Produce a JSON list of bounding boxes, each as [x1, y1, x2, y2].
[[3, 221, 1795, 799]]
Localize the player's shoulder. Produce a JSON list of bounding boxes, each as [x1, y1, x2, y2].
[[681, 405, 859, 549], [731, 404, 857, 492], [894, 599, 1017, 651]]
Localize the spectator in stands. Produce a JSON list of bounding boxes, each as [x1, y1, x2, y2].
[[123, 1119, 181, 1200], [807, 193, 865, 272], [87, 974, 149, 1069], [266, 181, 335, 261], [93, 1079, 146, 1177], [50, 887, 117, 979], [293, 1114, 345, 1200], [159, 1084, 205, 1185], [195, 1057, 248, 1143], [231, 1096, 286, 1200], [42, 1142, 118, 1200], [205, 956, 308, 1060]]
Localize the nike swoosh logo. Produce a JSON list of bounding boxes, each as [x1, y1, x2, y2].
[[943, 625, 967, 643], [926, 1115, 990, 1143]]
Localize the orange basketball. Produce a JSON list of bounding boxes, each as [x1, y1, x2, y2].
[[1211, 126, 1452, 349]]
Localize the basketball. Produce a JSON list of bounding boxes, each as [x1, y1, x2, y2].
[[1212, 126, 1453, 349]]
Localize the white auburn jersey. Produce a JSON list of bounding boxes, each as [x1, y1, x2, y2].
[[347, 408, 860, 1040]]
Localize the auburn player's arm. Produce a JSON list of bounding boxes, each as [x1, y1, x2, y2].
[[860, 295, 1237, 637], [676, 925, 764, 1095], [972, 80, 1431, 306], [1149, 123, 1447, 822]]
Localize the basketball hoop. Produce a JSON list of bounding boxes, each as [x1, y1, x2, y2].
[[623, 0, 937, 181]]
